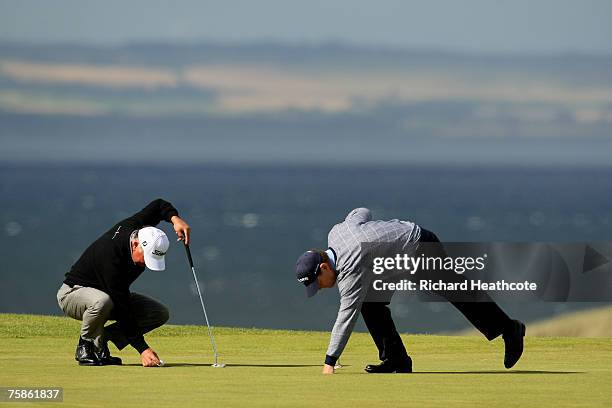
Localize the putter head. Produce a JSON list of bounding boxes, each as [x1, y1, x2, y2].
[[212, 363, 226, 368]]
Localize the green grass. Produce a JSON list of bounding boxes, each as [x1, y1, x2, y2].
[[1, 314, 611, 407]]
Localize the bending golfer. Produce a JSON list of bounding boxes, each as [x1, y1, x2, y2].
[[56, 199, 190, 367], [295, 208, 525, 374]]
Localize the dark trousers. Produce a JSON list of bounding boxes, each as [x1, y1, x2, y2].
[[361, 301, 410, 362], [360, 227, 511, 363]]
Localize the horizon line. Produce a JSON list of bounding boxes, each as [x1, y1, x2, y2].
[[1, 39, 612, 60]]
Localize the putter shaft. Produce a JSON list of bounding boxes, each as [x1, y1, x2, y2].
[[185, 244, 220, 366]]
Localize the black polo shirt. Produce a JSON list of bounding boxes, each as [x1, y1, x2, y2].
[[64, 198, 178, 352]]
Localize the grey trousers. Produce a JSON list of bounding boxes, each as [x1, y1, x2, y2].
[[56, 283, 169, 350]]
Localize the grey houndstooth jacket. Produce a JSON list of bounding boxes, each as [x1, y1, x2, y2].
[[326, 208, 421, 360]]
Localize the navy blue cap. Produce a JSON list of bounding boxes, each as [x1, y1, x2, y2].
[[295, 251, 322, 298]]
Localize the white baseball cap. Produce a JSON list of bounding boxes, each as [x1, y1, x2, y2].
[[138, 227, 170, 271]]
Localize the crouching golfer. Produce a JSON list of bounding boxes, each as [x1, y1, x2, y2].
[[295, 208, 525, 374], [56, 199, 190, 367]]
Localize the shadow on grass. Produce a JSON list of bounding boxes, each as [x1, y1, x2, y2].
[[121, 364, 575, 373], [413, 370, 584, 375], [224, 364, 327, 368], [122, 363, 329, 368]]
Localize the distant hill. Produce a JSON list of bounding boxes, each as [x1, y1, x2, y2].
[[457, 306, 612, 337], [526, 306, 612, 337], [1, 41, 611, 119]]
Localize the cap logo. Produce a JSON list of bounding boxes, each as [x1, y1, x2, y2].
[[152, 249, 166, 256], [298, 276, 309, 283], [142, 241, 148, 246]]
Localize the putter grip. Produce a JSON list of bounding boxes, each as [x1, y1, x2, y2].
[[184, 243, 194, 268]]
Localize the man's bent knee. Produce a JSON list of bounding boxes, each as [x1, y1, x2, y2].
[[90, 294, 114, 315]]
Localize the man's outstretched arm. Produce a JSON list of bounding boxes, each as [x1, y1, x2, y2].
[[323, 275, 366, 374]]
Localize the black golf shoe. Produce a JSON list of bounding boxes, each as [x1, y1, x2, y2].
[[75, 337, 99, 366], [365, 357, 412, 373], [96, 341, 122, 366], [503, 319, 526, 369]]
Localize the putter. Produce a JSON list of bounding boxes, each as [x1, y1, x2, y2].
[[184, 243, 225, 368]]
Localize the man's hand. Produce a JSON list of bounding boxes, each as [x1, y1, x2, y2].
[[141, 348, 161, 367], [322, 364, 335, 374], [170, 216, 191, 245]]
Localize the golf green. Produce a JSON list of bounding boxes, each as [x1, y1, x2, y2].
[[1, 314, 611, 407]]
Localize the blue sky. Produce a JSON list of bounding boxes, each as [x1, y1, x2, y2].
[[1, 0, 611, 54]]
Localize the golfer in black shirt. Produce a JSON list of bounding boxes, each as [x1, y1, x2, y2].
[[56, 199, 190, 367]]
